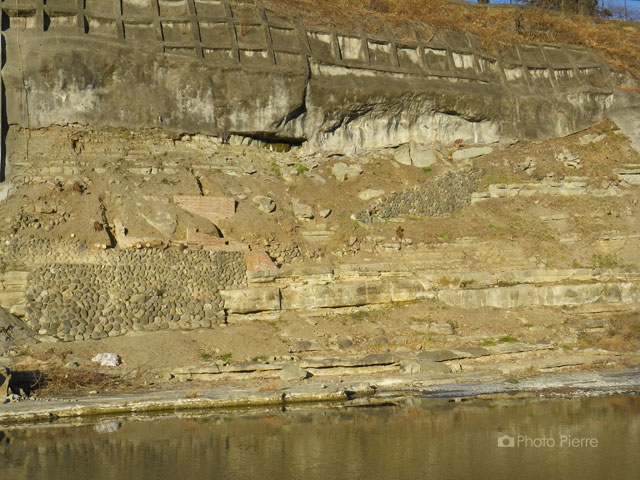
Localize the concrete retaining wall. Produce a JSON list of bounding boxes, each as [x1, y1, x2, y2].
[[0, 0, 611, 87], [0, 0, 627, 155]]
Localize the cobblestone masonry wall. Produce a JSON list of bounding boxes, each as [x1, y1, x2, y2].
[[2, 240, 247, 340]]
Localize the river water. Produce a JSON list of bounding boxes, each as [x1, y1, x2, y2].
[[2, 394, 639, 479]]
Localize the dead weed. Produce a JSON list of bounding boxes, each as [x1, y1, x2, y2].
[[31, 368, 130, 397], [260, 0, 640, 77]]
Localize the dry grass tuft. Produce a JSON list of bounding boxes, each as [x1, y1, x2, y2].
[[258, 379, 281, 392], [259, 0, 640, 77], [597, 315, 640, 352], [30, 368, 127, 397]]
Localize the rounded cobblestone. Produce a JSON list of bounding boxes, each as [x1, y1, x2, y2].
[[16, 243, 247, 342]]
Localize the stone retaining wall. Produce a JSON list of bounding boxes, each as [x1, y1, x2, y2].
[[1, 240, 246, 340]]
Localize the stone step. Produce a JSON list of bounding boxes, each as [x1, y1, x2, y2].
[[253, 263, 640, 288], [238, 263, 640, 315], [614, 167, 640, 185], [438, 281, 640, 309], [0, 271, 28, 289], [0, 290, 26, 309], [472, 180, 628, 203], [0, 290, 27, 316]]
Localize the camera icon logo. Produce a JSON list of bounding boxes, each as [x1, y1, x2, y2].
[[497, 435, 515, 448]]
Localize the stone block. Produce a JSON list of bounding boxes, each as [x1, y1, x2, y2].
[[281, 279, 426, 310], [142, 211, 177, 237], [9, 304, 27, 317], [410, 143, 442, 168], [332, 163, 363, 181], [418, 360, 452, 373], [451, 146, 493, 161], [278, 266, 335, 278], [443, 282, 636, 309], [394, 144, 412, 165], [452, 347, 491, 358], [280, 363, 310, 381], [358, 189, 385, 201], [299, 353, 399, 369], [292, 200, 314, 220], [0, 365, 11, 397], [0, 271, 28, 289], [418, 350, 461, 362], [301, 230, 334, 243], [246, 270, 279, 284], [389, 279, 430, 302], [427, 323, 454, 335], [220, 287, 281, 314], [253, 195, 276, 213], [282, 283, 371, 310], [0, 291, 26, 311], [401, 359, 451, 374], [614, 168, 640, 185]]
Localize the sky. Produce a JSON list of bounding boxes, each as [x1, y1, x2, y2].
[[472, 0, 640, 19], [600, 0, 640, 18]]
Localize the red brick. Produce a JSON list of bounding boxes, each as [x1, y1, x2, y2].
[[187, 228, 224, 245], [186, 228, 249, 252], [245, 251, 278, 271], [174, 196, 236, 223]]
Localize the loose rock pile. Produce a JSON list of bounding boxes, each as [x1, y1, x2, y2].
[[7, 210, 72, 234], [255, 239, 302, 265], [355, 169, 483, 222]]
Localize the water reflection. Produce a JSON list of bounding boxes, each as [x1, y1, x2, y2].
[[1, 395, 639, 480]]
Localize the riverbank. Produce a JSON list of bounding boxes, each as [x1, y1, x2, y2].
[[4, 388, 640, 480], [2, 287, 640, 425], [1, 104, 639, 428], [2, 364, 639, 425]]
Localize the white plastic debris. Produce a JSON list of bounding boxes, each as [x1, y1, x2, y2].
[[91, 353, 121, 367], [94, 421, 122, 434]]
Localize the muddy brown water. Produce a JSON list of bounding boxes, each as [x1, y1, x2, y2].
[[1, 394, 639, 480]]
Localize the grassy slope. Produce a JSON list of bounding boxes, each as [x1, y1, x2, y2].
[[260, 0, 640, 78]]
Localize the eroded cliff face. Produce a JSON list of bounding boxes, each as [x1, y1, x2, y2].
[[2, 36, 307, 139], [1, 0, 636, 154]]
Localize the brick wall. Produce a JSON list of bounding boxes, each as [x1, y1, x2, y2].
[[245, 252, 277, 271], [174, 196, 236, 223], [186, 228, 248, 252]]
